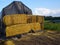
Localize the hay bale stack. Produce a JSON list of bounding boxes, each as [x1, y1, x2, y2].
[[3, 14, 27, 26], [2, 14, 44, 37]]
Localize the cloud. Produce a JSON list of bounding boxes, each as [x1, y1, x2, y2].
[[33, 8, 60, 17]]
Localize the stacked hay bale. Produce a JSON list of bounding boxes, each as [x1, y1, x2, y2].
[[3, 14, 31, 37], [0, 1, 32, 38], [3, 14, 27, 26], [0, 1, 44, 38], [37, 16, 44, 30], [3, 14, 44, 37], [27, 15, 44, 31]]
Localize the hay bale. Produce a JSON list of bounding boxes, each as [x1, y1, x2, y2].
[[6, 24, 31, 37], [12, 14, 27, 24], [31, 16, 36, 23], [37, 16, 44, 23], [4, 40, 15, 45], [3, 15, 12, 26], [3, 14, 27, 26], [31, 23, 41, 32]]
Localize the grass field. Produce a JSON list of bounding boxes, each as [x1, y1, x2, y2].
[[44, 21, 60, 31]]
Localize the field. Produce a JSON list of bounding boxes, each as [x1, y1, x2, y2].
[[0, 21, 60, 45], [13, 31, 60, 45], [44, 21, 60, 31], [0, 30, 60, 45]]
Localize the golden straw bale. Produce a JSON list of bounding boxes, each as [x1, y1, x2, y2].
[[4, 40, 15, 45], [3, 15, 12, 25], [31, 23, 41, 32], [3, 14, 27, 26], [6, 24, 31, 37]]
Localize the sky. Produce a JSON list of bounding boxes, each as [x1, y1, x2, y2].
[[0, 0, 60, 17]]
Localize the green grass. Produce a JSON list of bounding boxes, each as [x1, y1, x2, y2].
[[44, 21, 60, 31]]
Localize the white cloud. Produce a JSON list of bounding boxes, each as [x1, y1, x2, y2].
[[33, 8, 60, 17]]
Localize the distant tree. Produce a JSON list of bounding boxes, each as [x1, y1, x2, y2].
[[44, 16, 60, 20], [44, 16, 52, 20]]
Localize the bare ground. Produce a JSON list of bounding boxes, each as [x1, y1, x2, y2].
[[13, 30, 60, 45], [0, 30, 60, 45]]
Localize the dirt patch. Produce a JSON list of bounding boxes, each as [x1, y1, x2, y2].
[[0, 30, 60, 45], [13, 31, 60, 45]]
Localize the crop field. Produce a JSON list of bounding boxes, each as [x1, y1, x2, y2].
[[44, 21, 60, 31]]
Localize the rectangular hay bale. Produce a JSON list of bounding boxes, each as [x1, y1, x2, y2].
[[31, 23, 41, 32], [31, 16, 36, 23], [27, 15, 32, 23], [12, 14, 27, 24], [3, 15, 13, 25], [37, 16, 44, 23], [27, 15, 37, 23], [6, 24, 31, 37], [3, 14, 27, 26]]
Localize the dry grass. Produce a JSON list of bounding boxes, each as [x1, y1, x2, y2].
[[0, 30, 60, 45], [13, 30, 60, 45]]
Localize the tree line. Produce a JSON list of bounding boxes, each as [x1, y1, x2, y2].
[[44, 16, 60, 20]]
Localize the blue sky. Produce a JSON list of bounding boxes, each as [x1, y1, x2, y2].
[[0, 0, 60, 16]]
